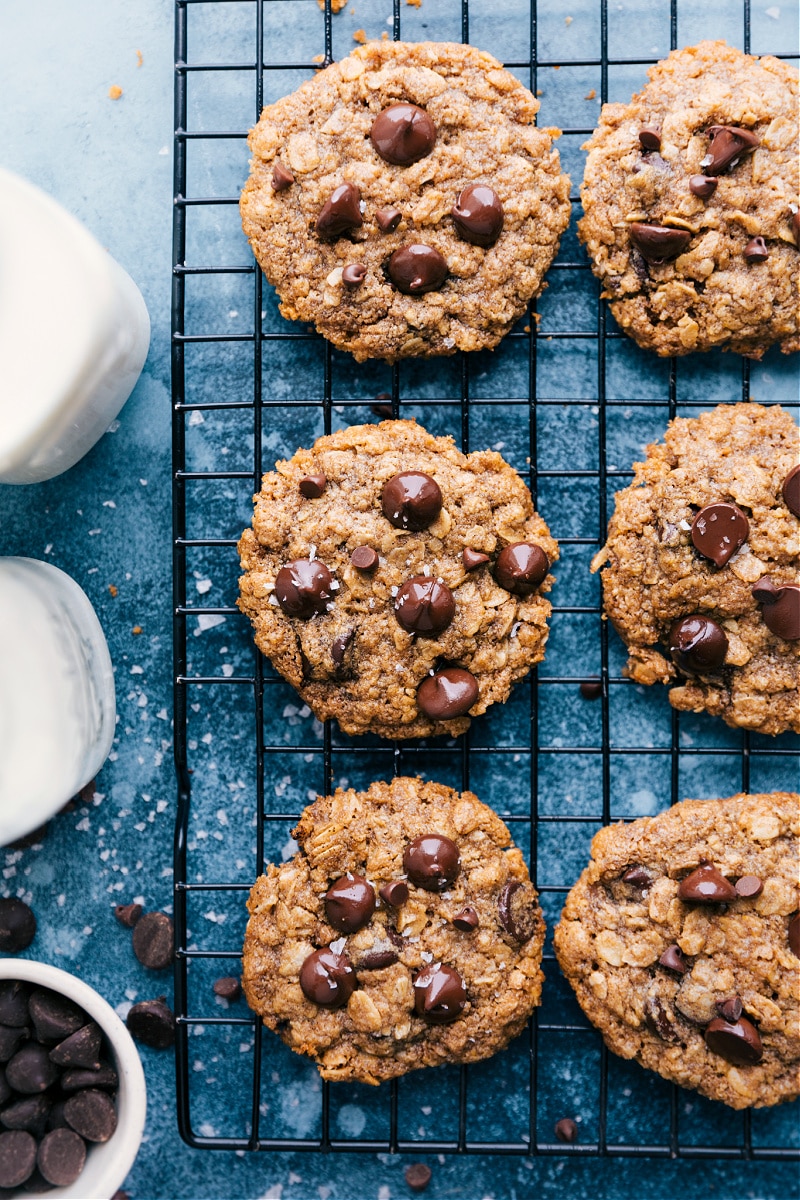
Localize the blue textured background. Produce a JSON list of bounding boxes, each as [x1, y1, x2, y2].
[[1, 1, 799, 1197]]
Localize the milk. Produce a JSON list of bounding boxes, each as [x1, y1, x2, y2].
[[0, 559, 116, 844], [0, 169, 150, 484]]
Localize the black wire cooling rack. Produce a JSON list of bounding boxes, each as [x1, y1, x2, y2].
[[172, 0, 800, 1160]]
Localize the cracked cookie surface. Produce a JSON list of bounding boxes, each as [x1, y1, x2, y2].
[[242, 777, 545, 1084], [240, 40, 571, 361], [592, 403, 800, 736], [554, 792, 800, 1109], [238, 419, 558, 739], [579, 41, 800, 358]]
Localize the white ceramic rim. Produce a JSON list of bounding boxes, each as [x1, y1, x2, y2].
[[0, 959, 146, 1199]]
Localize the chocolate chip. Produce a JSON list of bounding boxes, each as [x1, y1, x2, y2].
[[761, 584, 800, 641], [413, 964, 466, 1025], [734, 875, 763, 899], [132, 911, 174, 971], [331, 629, 354, 666], [494, 543, 549, 594], [351, 545, 379, 572], [669, 615, 728, 674], [704, 1015, 763, 1065], [114, 903, 143, 928], [316, 182, 363, 239], [275, 559, 334, 618], [324, 875, 376, 934], [60, 1061, 119, 1092], [691, 502, 749, 567], [0, 984, 30, 1028], [629, 223, 691, 263], [554, 1117, 578, 1144], [782, 465, 800, 518], [498, 880, 539, 943], [622, 865, 653, 890], [381, 472, 442, 531], [299, 473, 327, 498], [342, 264, 367, 288], [751, 575, 780, 603], [126, 999, 176, 1049], [63, 1088, 117, 1143], [379, 880, 409, 907], [791, 207, 800, 247], [0, 1129, 37, 1188], [371, 396, 394, 418], [370, 104, 436, 165], [689, 174, 718, 199], [376, 207, 401, 233], [743, 236, 769, 263], [716, 995, 743, 1024], [0, 1071, 9, 1108], [452, 906, 479, 932], [644, 995, 681, 1043], [28, 991, 87, 1045], [658, 944, 687, 974], [638, 126, 661, 150], [46, 1100, 69, 1130], [580, 679, 603, 700], [0, 1094, 50, 1135], [405, 1163, 432, 1191], [388, 244, 448, 294], [702, 125, 759, 176], [789, 913, 800, 957], [356, 947, 399, 971], [271, 162, 294, 191], [212, 977, 241, 1002], [394, 576, 455, 636], [5, 1044, 59, 1095], [416, 668, 479, 720], [462, 548, 489, 571], [0, 899, 36, 954], [678, 863, 736, 904], [37, 1127, 87, 1187], [0, 1027, 29, 1064], [403, 835, 460, 892], [49, 1024, 102, 1070], [299, 947, 355, 1008], [451, 184, 504, 247]]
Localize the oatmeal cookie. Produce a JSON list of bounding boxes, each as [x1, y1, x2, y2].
[[238, 419, 558, 739], [579, 41, 800, 358], [242, 776, 545, 1084], [592, 403, 800, 735], [554, 792, 800, 1109], [240, 40, 571, 362]]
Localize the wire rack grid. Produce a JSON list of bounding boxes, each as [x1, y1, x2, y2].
[[171, 0, 800, 1162]]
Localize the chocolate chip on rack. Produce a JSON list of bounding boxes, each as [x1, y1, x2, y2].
[[299, 473, 326, 498], [316, 183, 363, 239], [132, 911, 174, 971], [554, 1117, 578, 1144], [275, 559, 334, 618], [299, 947, 355, 1008], [462, 548, 489, 571], [405, 1162, 433, 1192], [628, 223, 691, 263], [212, 976, 242, 1002], [126, 998, 176, 1049], [734, 875, 763, 898], [403, 835, 460, 892], [413, 964, 466, 1024], [375, 206, 401, 233], [324, 876, 376, 933], [114, 903, 143, 928], [580, 679, 603, 700], [704, 1016, 763, 1065], [0, 899, 36, 954], [690, 502, 749, 567], [744, 236, 769, 263], [271, 162, 294, 191], [701, 125, 760, 176], [658, 944, 687, 974], [494, 543, 549, 594], [782, 465, 800, 517], [394, 577, 455, 636], [381, 471, 442, 531], [388, 244, 448, 294], [451, 184, 504, 247], [370, 104, 436, 165], [678, 863, 736, 903], [689, 174, 718, 199], [669, 615, 728, 673], [416, 668, 479, 719]]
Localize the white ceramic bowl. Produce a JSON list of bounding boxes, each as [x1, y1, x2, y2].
[[0, 959, 146, 1199]]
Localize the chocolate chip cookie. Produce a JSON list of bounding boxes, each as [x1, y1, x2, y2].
[[579, 41, 800, 358], [242, 776, 545, 1084], [554, 792, 800, 1109], [240, 40, 571, 362], [238, 419, 558, 739], [592, 403, 800, 736]]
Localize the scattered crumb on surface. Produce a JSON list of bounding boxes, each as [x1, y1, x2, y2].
[[108, 85, 123, 100], [108, 584, 118, 597], [406, 0, 422, 7], [132, 625, 143, 635], [585, 88, 596, 99], [380, 29, 389, 39], [353, 27, 367, 43], [136, 49, 143, 67], [536, 88, 543, 96], [565, 14, 573, 24], [312, 53, 324, 63], [317, 0, 347, 10]]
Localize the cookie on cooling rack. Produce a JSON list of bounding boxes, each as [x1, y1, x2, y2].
[[579, 41, 800, 358], [239, 40, 571, 362], [242, 776, 545, 1084], [554, 791, 800, 1109], [238, 419, 558, 740], [592, 403, 800, 736]]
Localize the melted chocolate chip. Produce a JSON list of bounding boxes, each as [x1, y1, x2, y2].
[[416, 668, 479, 720], [452, 906, 479, 932], [351, 545, 379, 572], [376, 206, 402, 232], [114, 903, 143, 928], [316, 183, 363, 239], [628, 223, 691, 263], [37, 1128, 86, 1188], [494, 543, 549, 595], [275, 559, 334, 619], [0, 900, 36, 954], [381, 472, 442, 531], [704, 1016, 763, 1065], [324, 875, 376, 934], [126, 999, 176, 1049], [751, 575, 780, 604], [342, 264, 367, 288], [451, 184, 504, 247], [370, 104, 436, 165], [462, 548, 489, 571], [734, 875, 763, 899], [554, 1117, 578, 1144], [644, 995, 681, 1043], [691, 502, 749, 567], [658, 944, 687, 974], [716, 995, 743, 1024], [702, 125, 760, 176], [356, 948, 399, 971], [379, 880, 409, 907], [388, 244, 448, 294], [689, 174, 718, 199], [743, 236, 769, 263], [271, 162, 294, 191], [331, 629, 355, 666], [212, 976, 242, 1002], [413, 964, 466, 1025], [678, 863, 736, 904], [299, 473, 327, 498], [394, 577, 455, 636], [298, 947, 355, 1008], [782, 464, 800, 518], [132, 911, 174, 971], [761, 584, 800, 640], [789, 913, 800, 958], [403, 835, 460, 892], [498, 881, 539, 943], [792, 208, 800, 247], [669, 615, 728, 674], [622, 866, 652, 890], [638, 126, 661, 151]]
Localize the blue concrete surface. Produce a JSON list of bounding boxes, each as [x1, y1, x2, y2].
[[1, 2, 798, 1197]]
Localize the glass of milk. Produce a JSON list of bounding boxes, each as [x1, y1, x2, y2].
[[0, 558, 116, 844]]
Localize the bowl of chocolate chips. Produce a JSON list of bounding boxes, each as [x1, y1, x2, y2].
[[0, 958, 146, 1198]]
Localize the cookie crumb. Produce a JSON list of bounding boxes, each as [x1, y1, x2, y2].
[[135, 49, 143, 67], [406, 0, 422, 7], [108, 584, 118, 597], [584, 88, 596, 99], [312, 54, 324, 63], [353, 28, 367, 43], [132, 625, 143, 635], [317, 0, 347, 10], [108, 85, 123, 100], [565, 14, 573, 24]]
